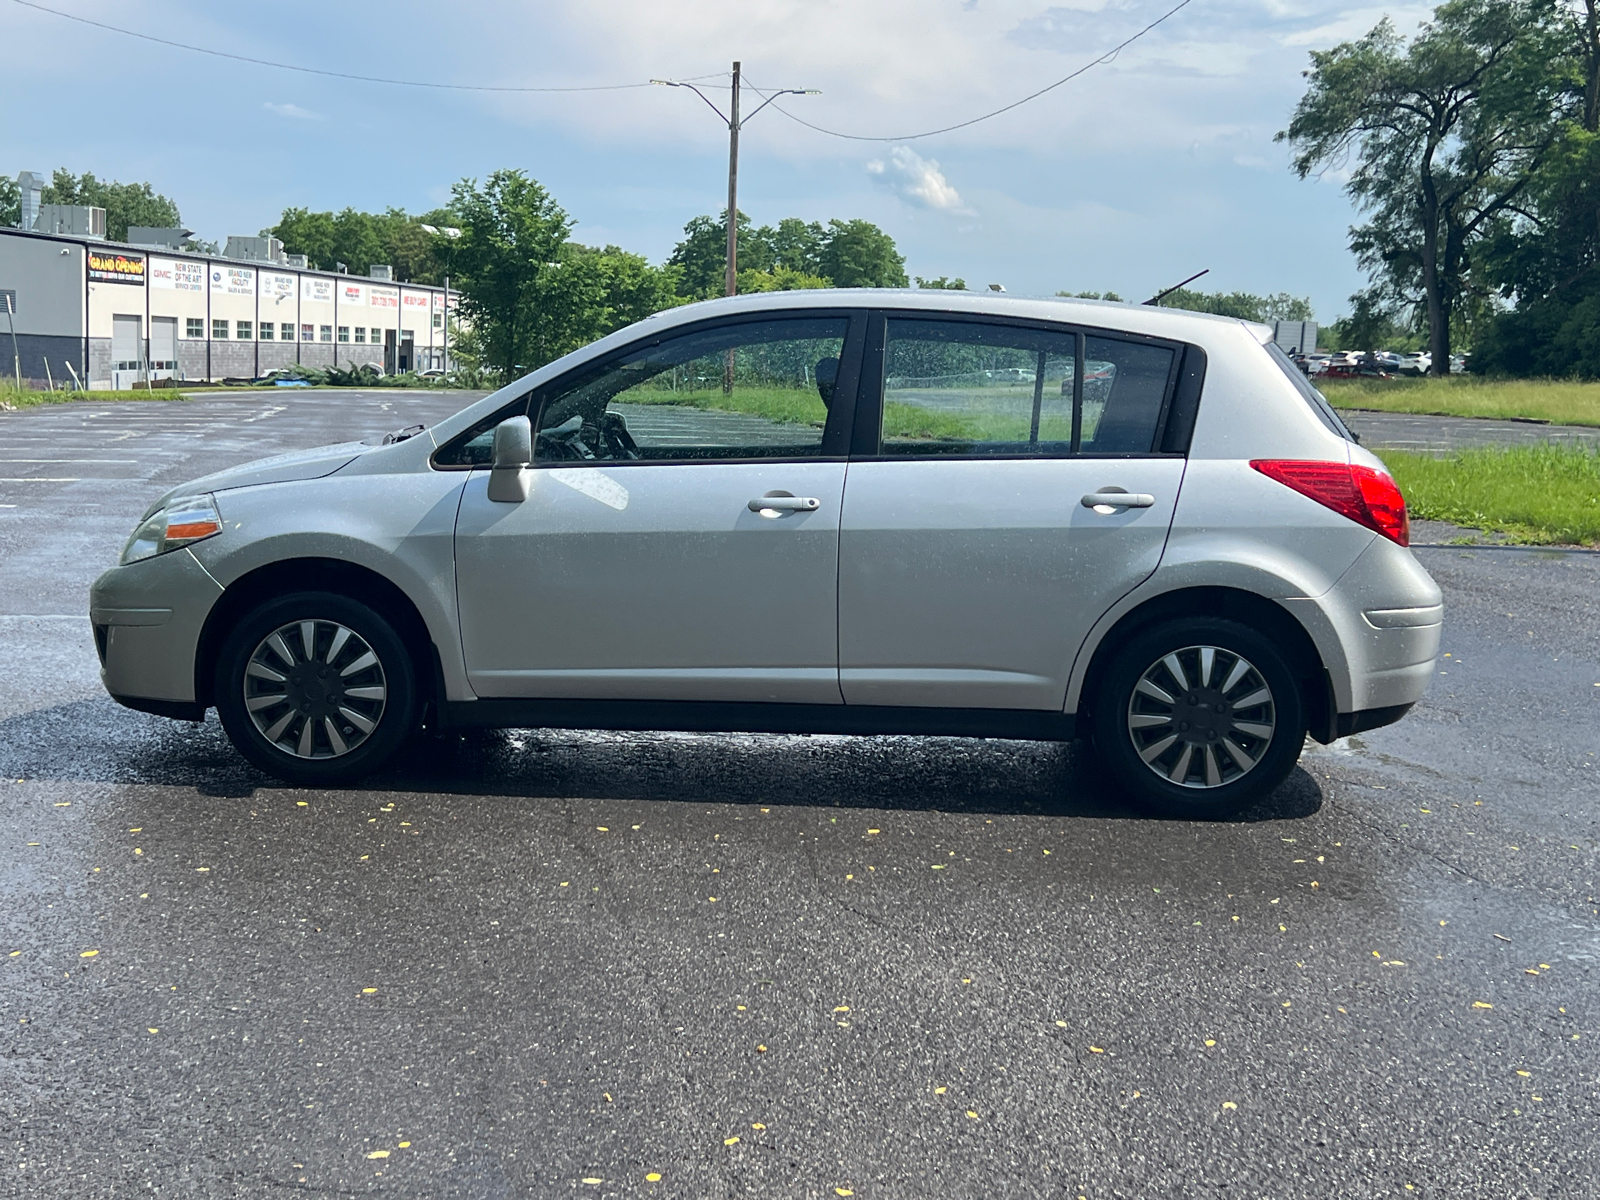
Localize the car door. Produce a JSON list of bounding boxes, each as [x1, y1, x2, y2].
[[837, 311, 1195, 711], [452, 312, 864, 705]]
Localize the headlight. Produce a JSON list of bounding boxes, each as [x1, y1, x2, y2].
[[120, 495, 224, 565]]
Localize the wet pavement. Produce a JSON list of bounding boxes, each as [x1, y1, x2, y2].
[[1337, 407, 1600, 453], [1, 392, 1597, 1198]]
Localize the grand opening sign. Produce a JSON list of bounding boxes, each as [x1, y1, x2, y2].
[[88, 250, 146, 285]]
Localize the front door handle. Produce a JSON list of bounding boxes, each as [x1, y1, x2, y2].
[[1081, 490, 1156, 510], [749, 495, 821, 514]]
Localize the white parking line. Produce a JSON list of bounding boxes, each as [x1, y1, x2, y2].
[[0, 477, 79, 482]]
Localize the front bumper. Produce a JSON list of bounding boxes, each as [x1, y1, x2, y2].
[[91, 548, 225, 709]]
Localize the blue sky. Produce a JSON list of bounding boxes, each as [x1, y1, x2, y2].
[[4, 0, 1434, 321]]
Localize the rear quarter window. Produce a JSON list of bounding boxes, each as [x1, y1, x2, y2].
[[1264, 341, 1353, 441]]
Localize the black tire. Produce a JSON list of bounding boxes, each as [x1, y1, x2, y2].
[[214, 591, 418, 785], [1090, 617, 1307, 819]]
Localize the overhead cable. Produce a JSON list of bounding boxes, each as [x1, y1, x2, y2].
[[743, 0, 1196, 142], [8, 0, 724, 93]]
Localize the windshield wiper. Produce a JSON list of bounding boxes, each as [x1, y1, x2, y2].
[[382, 424, 426, 445]]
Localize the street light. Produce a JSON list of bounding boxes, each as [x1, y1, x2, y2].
[[421, 225, 464, 375], [653, 64, 820, 298]]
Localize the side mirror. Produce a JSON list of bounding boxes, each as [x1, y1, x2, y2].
[[487, 416, 532, 503]]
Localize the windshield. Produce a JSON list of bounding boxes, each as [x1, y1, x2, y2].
[[1264, 341, 1353, 441]]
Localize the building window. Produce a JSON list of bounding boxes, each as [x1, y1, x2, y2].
[[320, 324, 333, 343], [433, 312, 443, 329], [301, 324, 314, 342], [213, 319, 228, 339], [338, 326, 350, 343], [237, 320, 253, 341], [186, 317, 204, 339], [281, 322, 295, 341], [259, 321, 273, 341], [354, 326, 366, 343]]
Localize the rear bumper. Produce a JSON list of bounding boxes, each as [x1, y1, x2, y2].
[[1282, 536, 1442, 718]]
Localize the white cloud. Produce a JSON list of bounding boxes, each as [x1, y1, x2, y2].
[[866, 147, 973, 213], [264, 101, 321, 121]]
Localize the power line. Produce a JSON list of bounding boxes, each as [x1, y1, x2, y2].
[[743, 0, 1196, 142], [8, 0, 725, 93]]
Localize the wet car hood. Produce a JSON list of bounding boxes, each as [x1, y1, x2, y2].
[[145, 441, 369, 513]]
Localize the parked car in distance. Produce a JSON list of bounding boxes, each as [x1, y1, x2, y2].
[[90, 292, 1441, 818], [1398, 352, 1432, 376]]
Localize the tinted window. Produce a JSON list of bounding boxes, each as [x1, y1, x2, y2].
[[533, 317, 847, 463], [875, 319, 1176, 457], [1080, 336, 1176, 453]]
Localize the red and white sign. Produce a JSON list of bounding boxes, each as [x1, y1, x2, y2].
[[340, 282, 367, 307], [369, 286, 399, 310]]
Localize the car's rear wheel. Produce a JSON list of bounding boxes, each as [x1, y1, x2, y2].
[[215, 591, 417, 785], [1091, 618, 1307, 818]]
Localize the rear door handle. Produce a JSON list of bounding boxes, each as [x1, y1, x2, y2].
[[1081, 490, 1156, 510], [748, 495, 821, 513]]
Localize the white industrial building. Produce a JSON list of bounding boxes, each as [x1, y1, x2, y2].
[[1, 202, 453, 389]]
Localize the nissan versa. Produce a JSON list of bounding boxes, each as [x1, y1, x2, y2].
[[90, 292, 1442, 817]]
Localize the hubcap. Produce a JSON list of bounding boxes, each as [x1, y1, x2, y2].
[[1126, 645, 1275, 789], [243, 620, 386, 760]]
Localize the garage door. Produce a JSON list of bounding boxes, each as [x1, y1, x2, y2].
[[111, 314, 141, 370]]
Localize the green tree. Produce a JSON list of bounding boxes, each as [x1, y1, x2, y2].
[[448, 170, 574, 380], [0, 175, 18, 228], [1323, 293, 1424, 350], [764, 218, 825, 275], [267, 206, 448, 281], [667, 211, 757, 299], [817, 219, 908, 288], [668, 211, 907, 298], [918, 276, 969, 290], [1472, 0, 1600, 373], [1280, 0, 1569, 373], [737, 266, 832, 292], [1156, 289, 1314, 321], [40, 169, 182, 242]]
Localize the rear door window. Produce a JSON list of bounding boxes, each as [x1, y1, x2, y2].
[[869, 316, 1180, 457]]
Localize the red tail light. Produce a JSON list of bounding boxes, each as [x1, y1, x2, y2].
[[1250, 459, 1410, 546]]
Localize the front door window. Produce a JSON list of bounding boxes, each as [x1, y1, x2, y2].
[[532, 316, 850, 463]]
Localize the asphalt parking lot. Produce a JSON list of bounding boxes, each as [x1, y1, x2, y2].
[[1, 390, 1597, 1198]]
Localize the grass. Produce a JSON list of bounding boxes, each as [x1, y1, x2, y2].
[[626, 382, 1096, 444], [1384, 444, 1600, 545], [0, 385, 188, 408], [1320, 375, 1600, 427]]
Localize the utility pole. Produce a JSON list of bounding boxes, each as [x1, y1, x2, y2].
[[651, 69, 820, 299], [725, 62, 741, 298]]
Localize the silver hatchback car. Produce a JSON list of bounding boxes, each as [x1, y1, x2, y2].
[[91, 292, 1441, 817]]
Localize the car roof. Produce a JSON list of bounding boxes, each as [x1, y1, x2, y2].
[[629, 288, 1275, 347]]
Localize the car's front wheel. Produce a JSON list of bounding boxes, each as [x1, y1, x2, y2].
[[214, 591, 418, 785], [1090, 618, 1307, 819]]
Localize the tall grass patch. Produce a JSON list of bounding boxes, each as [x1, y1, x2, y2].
[[1383, 444, 1600, 544], [1321, 375, 1600, 427], [0, 384, 187, 409]]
